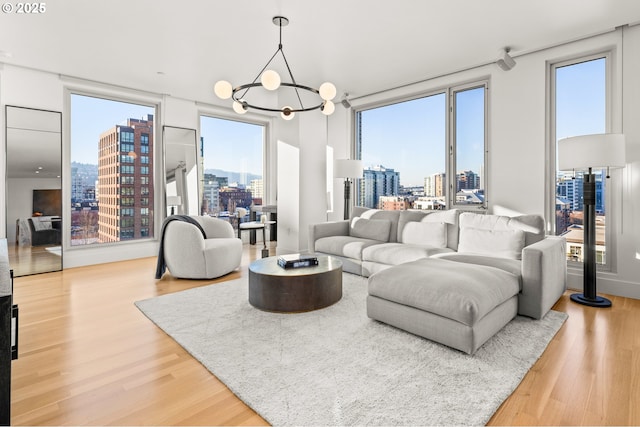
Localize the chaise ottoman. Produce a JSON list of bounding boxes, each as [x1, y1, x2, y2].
[[367, 258, 520, 354]]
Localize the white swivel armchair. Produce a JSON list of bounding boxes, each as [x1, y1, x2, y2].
[[163, 216, 242, 279]]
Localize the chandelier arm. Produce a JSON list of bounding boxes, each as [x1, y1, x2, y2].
[[278, 49, 305, 109]]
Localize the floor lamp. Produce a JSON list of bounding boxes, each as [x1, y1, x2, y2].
[[558, 133, 626, 307], [334, 159, 362, 220]]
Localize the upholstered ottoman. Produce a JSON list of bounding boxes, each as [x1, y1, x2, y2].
[[367, 258, 520, 354]]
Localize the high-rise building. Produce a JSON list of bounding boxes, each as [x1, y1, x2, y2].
[[97, 115, 154, 242], [250, 178, 263, 200], [201, 174, 228, 215], [359, 165, 400, 209], [456, 170, 480, 192], [424, 173, 446, 197]]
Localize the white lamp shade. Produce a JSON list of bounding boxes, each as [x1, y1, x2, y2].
[[558, 133, 626, 171], [319, 82, 337, 101], [281, 107, 295, 120], [261, 70, 281, 90], [321, 100, 335, 115], [167, 195, 182, 205], [214, 80, 233, 99], [334, 159, 363, 178], [233, 100, 248, 114]]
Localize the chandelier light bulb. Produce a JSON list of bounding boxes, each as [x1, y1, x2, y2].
[[233, 100, 248, 114], [321, 100, 335, 115], [261, 70, 281, 91], [319, 82, 337, 101], [214, 80, 233, 99], [281, 106, 295, 120]]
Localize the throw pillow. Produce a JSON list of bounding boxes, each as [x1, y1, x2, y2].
[[401, 221, 447, 248], [349, 217, 391, 242], [458, 227, 525, 260]]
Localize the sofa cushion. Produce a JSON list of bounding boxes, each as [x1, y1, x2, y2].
[[315, 236, 381, 260], [460, 212, 544, 247], [401, 221, 447, 248], [432, 252, 523, 289], [363, 242, 454, 265], [368, 258, 519, 326], [358, 209, 401, 243], [398, 209, 460, 250], [350, 217, 391, 242], [458, 227, 525, 260]]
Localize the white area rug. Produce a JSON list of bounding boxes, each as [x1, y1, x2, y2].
[[136, 273, 567, 426]]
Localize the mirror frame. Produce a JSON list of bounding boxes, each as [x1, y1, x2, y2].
[[5, 105, 63, 276], [163, 126, 199, 217]]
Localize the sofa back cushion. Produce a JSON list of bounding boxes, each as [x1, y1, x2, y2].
[[401, 221, 447, 248], [458, 227, 525, 260], [350, 217, 392, 242], [459, 212, 544, 247], [398, 209, 460, 250], [353, 208, 401, 242]]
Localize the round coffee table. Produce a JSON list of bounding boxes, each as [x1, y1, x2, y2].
[[248, 255, 343, 313]]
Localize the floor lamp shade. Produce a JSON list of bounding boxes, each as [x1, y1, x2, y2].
[[557, 133, 626, 308], [334, 159, 362, 220], [558, 133, 626, 170]]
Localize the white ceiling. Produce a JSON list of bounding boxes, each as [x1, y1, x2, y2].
[[1, 0, 640, 106]]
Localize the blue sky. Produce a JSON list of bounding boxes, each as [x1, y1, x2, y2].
[[200, 116, 263, 174]]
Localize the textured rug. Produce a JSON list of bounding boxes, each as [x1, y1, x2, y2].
[[136, 273, 567, 426]]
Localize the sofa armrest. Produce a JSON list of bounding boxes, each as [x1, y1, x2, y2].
[[308, 220, 350, 252], [519, 236, 567, 319]]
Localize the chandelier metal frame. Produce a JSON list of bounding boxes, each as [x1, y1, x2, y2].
[[215, 16, 335, 118]]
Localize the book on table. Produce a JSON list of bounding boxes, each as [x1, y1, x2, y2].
[[277, 254, 319, 269]]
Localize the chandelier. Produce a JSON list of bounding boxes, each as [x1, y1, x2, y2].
[[213, 16, 336, 120]]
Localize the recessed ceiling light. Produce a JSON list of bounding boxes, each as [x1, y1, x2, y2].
[[38, 166, 43, 169], [35, 170, 40, 174]]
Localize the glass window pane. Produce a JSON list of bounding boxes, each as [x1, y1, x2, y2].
[[199, 116, 264, 229], [356, 93, 446, 210], [454, 86, 485, 206], [70, 94, 155, 246], [554, 57, 606, 264]]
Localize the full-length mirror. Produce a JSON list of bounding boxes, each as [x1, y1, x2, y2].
[[163, 126, 198, 216], [5, 106, 63, 276]]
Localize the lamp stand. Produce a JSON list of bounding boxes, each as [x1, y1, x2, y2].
[[343, 179, 351, 220], [570, 168, 611, 307]]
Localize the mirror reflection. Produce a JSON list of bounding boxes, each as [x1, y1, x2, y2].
[[163, 126, 198, 216], [5, 106, 63, 276]]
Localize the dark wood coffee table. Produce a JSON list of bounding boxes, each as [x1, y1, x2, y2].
[[248, 255, 343, 313]]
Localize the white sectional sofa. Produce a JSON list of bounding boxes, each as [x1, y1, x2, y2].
[[309, 207, 567, 353]]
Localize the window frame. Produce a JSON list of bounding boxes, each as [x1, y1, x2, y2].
[[66, 89, 160, 249], [547, 51, 613, 271], [353, 79, 489, 211], [197, 111, 271, 216]]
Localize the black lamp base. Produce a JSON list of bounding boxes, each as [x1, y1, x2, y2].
[[570, 293, 612, 308]]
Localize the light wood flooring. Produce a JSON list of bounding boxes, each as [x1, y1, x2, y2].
[[9, 244, 640, 425]]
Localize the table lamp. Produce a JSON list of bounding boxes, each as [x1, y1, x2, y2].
[[557, 133, 626, 307]]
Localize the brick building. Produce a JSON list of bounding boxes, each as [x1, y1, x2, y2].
[[97, 115, 154, 242]]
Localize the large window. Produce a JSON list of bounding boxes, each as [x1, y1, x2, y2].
[[199, 115, 265, 227], [551, 55, 608, 264], [70, 94, 156, 245], [355, 81, 487, 211]]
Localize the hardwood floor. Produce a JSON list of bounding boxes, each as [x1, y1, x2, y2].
[[9, 245, 640, 425]]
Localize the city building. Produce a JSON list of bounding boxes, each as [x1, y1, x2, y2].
[[97, 115, 154, 242], [456, 170, 480, 192], [424, 173, 446, 197], [359, 165, 400, 209], [378, 196, 408, 210]]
